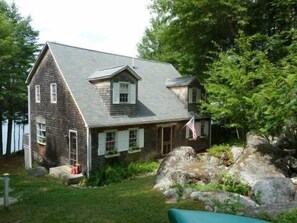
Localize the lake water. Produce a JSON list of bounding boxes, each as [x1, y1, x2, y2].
[[1, 121, 29, 155]]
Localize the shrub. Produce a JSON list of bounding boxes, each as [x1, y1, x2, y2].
[[83, 161, 159, 187], [127, 162, 159, 176], [220, 173, 250, 196], [273, 208, 297, 223], [212, 194, 244, 215], [207, 144, 233, 165]]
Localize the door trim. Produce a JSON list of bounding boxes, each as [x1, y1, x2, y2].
[[69, 130, 78, 166], [161, 125, 173, 155]]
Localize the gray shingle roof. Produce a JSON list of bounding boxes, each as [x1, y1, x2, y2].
[[88, 65, 141, 81], [165, 76, 196, 87], [44, 42, 194, 127]]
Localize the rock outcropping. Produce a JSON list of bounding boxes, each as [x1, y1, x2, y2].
[[155, 133, 297, 217]]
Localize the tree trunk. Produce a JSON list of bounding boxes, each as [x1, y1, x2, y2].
[[6, 118, 13, 156]]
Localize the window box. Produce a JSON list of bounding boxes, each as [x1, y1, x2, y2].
[[104, 150, 120, 158], [128, 147, 141, 154]]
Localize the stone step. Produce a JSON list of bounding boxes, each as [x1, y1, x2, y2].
[[49, 165, 84, 185]]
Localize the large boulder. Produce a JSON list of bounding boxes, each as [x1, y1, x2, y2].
[[28, 166, 48, 177], [246, 201, 297, 217], [229, 144, 285, 187], [252, 177, 296, 205], [191, 191, 259, 213], [246, 133, 269, 148], [154, 146, 197, 190]]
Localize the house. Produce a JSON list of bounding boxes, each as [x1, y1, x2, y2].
[[26, 42, 211, 175]]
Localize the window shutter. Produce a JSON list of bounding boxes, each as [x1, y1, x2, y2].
[[196, 122, 201, 136], [129, 84, 136, 104], [188, 88, 193, 103], [113, 82, 120, 104], [204, 121, 209, 136], [117, 130, 129, 152], [98, 133, 106, 156], [137, 128, 144, 148], [186, 127, 189, 139]]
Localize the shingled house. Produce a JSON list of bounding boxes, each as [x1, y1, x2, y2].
[[26, 42, 211, 175]]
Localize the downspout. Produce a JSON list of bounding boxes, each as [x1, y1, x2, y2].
[[86, 126, 91, 177], [27, 85, 32, 168]]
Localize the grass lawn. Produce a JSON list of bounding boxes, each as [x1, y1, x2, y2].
[[0, 155, 204, 223]]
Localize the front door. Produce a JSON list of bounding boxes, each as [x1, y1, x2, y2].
[[69, 130, 78, 166], [162, 127, 172, 155]]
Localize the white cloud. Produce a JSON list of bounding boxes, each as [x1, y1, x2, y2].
[[7, 0, 151, 56]]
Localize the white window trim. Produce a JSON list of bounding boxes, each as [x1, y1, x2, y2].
[[50, 83, 57, 103], [36, 122, 46, 145], [189, 87, 201, 104], [112, 82, 136, 105], [35, 85, 40, 103], [98, 128, 144, 156]]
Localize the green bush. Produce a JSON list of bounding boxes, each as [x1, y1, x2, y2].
[[273, 208, 297, 223], [212, 194, 244, 215], [127, 162, 159, 176], [83, 161, 159, 187], [220, 173, 250, 196], [207, 144, 233, 165]]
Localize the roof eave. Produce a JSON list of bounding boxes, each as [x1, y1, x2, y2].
[[25, 43, 48, 85]]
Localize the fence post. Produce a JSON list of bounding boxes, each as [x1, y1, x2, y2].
[[3, 173, 10, 210]]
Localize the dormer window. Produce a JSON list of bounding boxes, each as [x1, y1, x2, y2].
[[113, 82, 136, 104], [189, 87, 201, 103], [120, 83, 129, 103]]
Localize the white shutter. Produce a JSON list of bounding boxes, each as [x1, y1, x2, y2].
[[113, 82, 120, 104], [129, 84, 136, 104], [204, 121, 209, 136], [186, 127, 189, 139], [137, 128, 144, 148], [98, 133, 106, 156], [117, 130, 129, 152], [188, 88, 193, 103], [196, 122, 201, 136]]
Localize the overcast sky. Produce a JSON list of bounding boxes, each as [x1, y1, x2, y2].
[[7, 0, 151, 57]]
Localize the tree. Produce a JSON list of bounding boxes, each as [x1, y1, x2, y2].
[[138, 0, 297, 80], [138, 0, 246, 81], [0, 0, 39, 155], [202, 31, 297, 142]]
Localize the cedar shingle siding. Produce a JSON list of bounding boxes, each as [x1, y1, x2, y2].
[[29, 50, 87, 168], [27, 42, 210, 174]]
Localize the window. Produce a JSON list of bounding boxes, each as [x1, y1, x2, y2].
[[35, 85, 40, 103], [201, 121, 209, 136], [105, 131, 116, 152], [189, 87, 201, 103], [36, 122, 46, 145], [50, 83, 57, 103], [113, 82, 136, 104], [120, 83, 129, 103], [98, 129, 144, 156], [129, 129, 138, 148], [201, 121, 205, 136]]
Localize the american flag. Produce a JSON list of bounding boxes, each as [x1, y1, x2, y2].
[[185, 116, 197, 140]]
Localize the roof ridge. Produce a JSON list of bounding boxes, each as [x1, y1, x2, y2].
[[46, 41, 172, 66]]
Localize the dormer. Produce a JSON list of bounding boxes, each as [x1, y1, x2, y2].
[[165, 76, 203, 112], [88, 65, 141, 116]]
